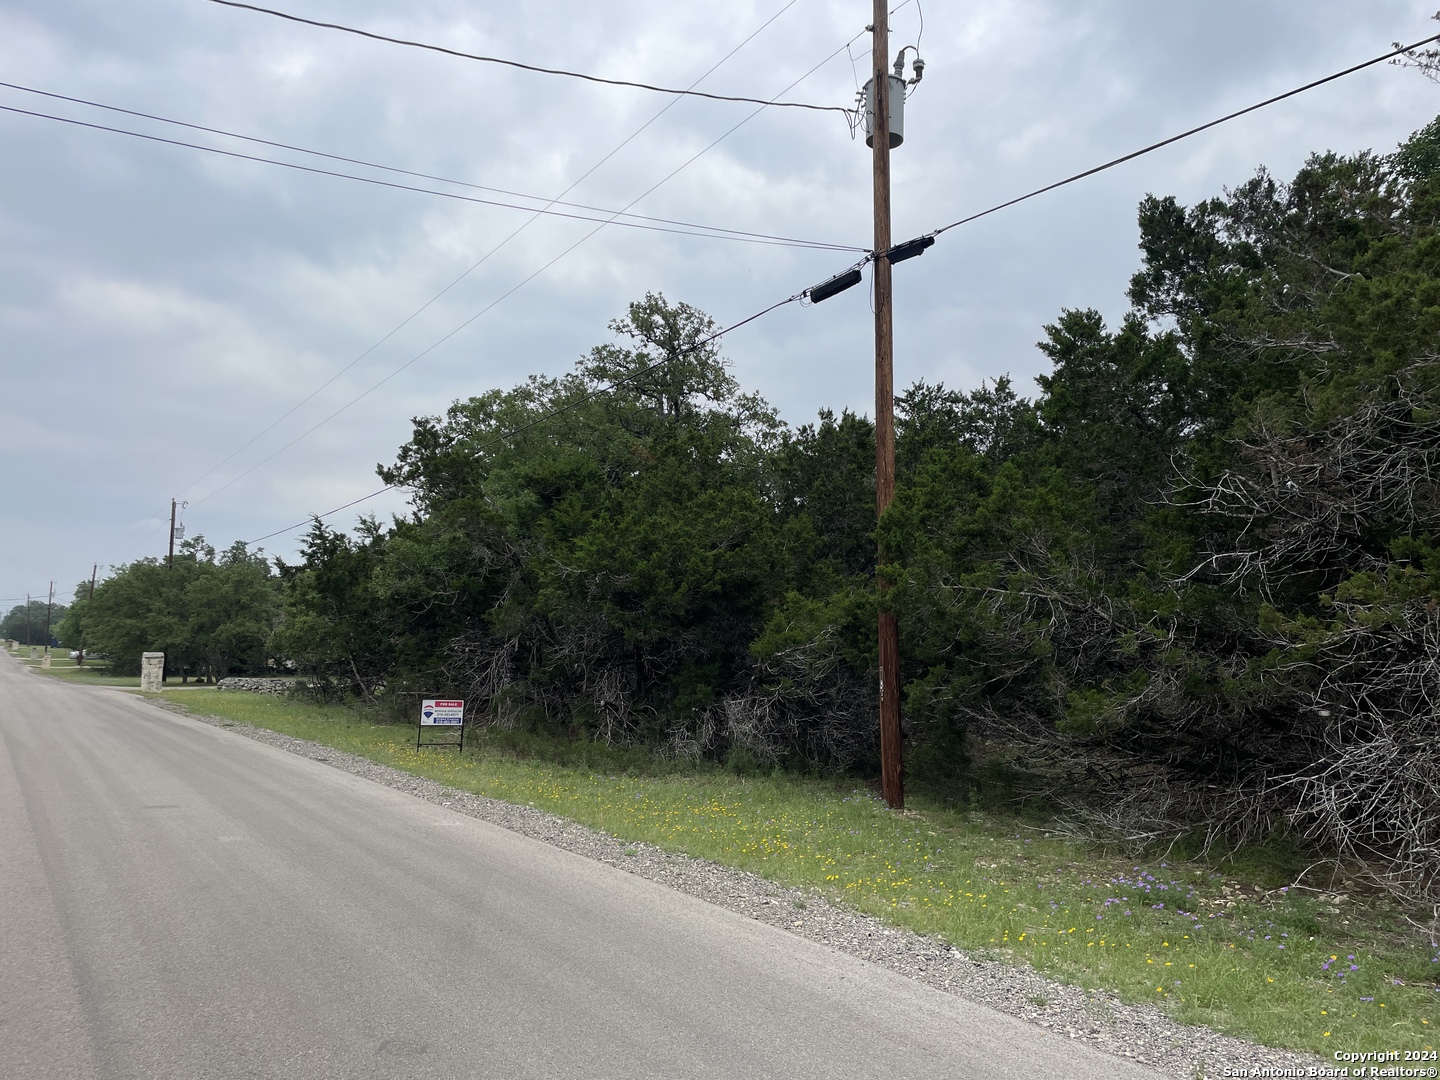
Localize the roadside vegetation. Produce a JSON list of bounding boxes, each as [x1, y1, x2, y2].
[[4, 643, 138, 685], [42, 120, 1440, 903], [153, 688, 1437, 1059], [15, 114, 1440, 1058], [0, 596, 66, 647], [44, 540, 274, 684]]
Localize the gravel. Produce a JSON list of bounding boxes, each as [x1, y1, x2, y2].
[[167, 701, 1323, 1080]]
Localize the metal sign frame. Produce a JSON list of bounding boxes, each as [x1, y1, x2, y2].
[[417, 698, 465, 752]]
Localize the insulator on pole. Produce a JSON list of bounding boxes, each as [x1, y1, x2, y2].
[[807, 267, 863, 303], [884, 235, 935, 264]]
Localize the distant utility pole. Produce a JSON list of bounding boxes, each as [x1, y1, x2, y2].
[[167, 498, 177, 570], [871, 0, 903, 809], [44, 581, 53, 656], [25, 593, 32, 648], [78, 563, 97, 665]]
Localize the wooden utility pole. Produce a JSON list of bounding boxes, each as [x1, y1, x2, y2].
[[78, 563, 97, 665], [872, 0, 903, 809], [44, 581, 53, 657], [167, 498, 177, 570], [25, 593, 32, 648]]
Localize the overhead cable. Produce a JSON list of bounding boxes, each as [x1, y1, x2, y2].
[[242, 291, 802, 545], [0, 81, 857, 253], [96, 0, 820, 570], [162, 0, 812, 515], [244, 485, 394, 546], [929, 31, 1440, 237], [0, 104, 859, 253], [189, 19, 867, 512], [205, 0, 852, 116], [100, 0, 869, 550], [803, 35, 1440, 279]]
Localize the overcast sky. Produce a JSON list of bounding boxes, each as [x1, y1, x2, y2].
[[3, 0, 1438, 605]]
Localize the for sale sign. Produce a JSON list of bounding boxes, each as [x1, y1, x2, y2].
[[420, 699, 464, 726]]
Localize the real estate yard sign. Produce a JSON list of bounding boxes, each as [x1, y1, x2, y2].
[[418, 698, 465, 751]]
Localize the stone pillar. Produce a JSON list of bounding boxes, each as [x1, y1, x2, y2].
[[42, 653, 51, 669], [141, 652, 165, 693]]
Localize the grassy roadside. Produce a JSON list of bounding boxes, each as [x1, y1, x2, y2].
[[150, 688, 1438, 1058], [7, 648, 140, 686]]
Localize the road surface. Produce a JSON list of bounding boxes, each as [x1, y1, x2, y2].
[[0, 653, 1160, 1079]]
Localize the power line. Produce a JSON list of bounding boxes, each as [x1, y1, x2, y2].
[[242, 290, 804, 546], [25, 5, 1396, 584], [85, 1, 880, 556], [189, 16, 862, 513], [245, 486, 394, 546], [0, 103, 859, 253], [43, 14, 1410, 547], [0, 82, 859, 253], [61, 0, 823, 576], [928, 31, 1440, 238], [205, 0, 853, 117], [168, 0, 818, 511]]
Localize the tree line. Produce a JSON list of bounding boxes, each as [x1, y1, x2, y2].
[[1, 598, 68, 647], [57, 118, 1440, 900], [59, 540, 277, 682]]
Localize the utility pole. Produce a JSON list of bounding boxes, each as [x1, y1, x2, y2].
[[25, 593, 32, 649], [167, 498, 177, 570], [871, 0, 903, 809], [78, 563, 97, 665], [44, 581, 53, 656]]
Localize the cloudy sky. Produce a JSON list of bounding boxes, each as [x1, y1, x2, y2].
[[2, 0, 1438, 605]]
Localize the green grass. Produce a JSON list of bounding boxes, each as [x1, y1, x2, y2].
[[12, 649, 247, 689], [11, 652, 141, 686], [160, 688, 1438, 1060]]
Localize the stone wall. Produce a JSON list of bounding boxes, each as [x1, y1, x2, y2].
[[215, 677, 298, 695]]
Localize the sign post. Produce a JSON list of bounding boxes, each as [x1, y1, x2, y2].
[[418, 698, 465, 752]]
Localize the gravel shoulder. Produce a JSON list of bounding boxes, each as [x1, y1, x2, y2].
[[154, 694, 1323, 1080]]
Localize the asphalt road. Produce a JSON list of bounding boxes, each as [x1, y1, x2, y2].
[[0, 654, 1161, 1079]]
